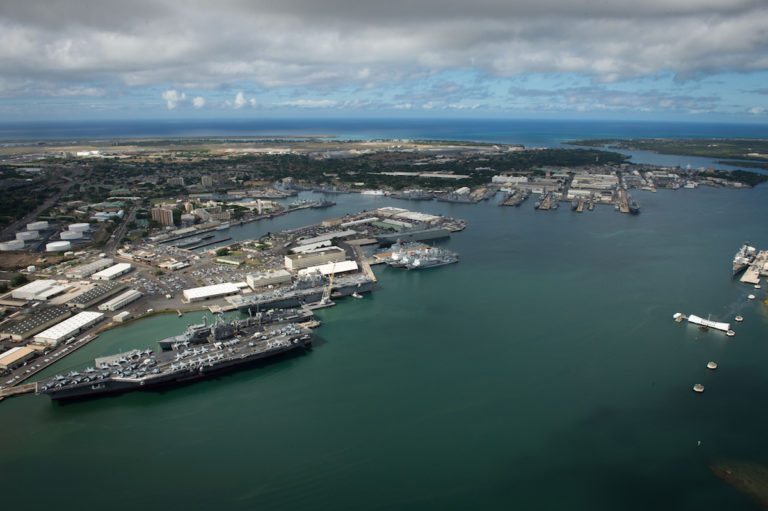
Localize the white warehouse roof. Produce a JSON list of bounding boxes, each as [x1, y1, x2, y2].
[[182, 283, 241, 302], [92, 262, 132, 280], [11, 280, 58, 300], [34, 311, 104, 344], [298, 260, 358, 276]]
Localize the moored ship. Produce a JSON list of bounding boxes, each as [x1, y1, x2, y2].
[[733, 243, 757, 276], [38, 318, 312, 401]]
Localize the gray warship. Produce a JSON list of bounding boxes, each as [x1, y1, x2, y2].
[[37, 317, 313, 401]]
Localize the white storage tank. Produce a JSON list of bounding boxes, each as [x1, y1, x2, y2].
[[27, 221, 49, 231], [27, 265, 36, 273], [16, 231, 39, 241], [46, 241, 72, 252], [69, 223, 90, 232], [60, 230, 84, 240], [0, 239, 25, 251]]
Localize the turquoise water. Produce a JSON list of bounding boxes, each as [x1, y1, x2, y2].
[[1, 186, 767, 510]]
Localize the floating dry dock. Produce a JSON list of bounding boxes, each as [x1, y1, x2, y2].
[[687, 314, 731, 332]]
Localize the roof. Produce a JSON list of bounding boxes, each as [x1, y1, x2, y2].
[[298, 260, 359, 276], [67, 281, 124, 306], [295, 230, 357, 246], [182, 283, 241, 300], [11, 280, 57, 299], [0, 306, 71, 336], [92, 262, 132, 279], [0, 347, 35, 366], [34, 311, 104, 341]]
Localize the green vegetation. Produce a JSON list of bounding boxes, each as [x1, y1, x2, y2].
[[566, 138, 768, 162], [215, 247, 231, 256], [11, 274, 29, 287]]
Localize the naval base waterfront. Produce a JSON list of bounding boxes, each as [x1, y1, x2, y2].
[[0, 184, 767, 511]]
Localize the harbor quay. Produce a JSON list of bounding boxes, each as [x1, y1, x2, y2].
[[0, 205, 466, 397]]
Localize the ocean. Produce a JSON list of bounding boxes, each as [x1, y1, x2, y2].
[[0, 120, 767, 510]]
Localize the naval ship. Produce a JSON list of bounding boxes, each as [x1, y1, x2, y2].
[[37, 317, 312, 401], [733, 243, 757, 276], [376, 226, 451, 246], [404, 247, 459, 270], [156, 308, 314, 350]]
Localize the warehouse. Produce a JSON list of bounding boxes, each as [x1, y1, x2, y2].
[[11, 280, 58, 301], [34, 311, 105, 346], [182, 283, 241, 303], [289, 240, 332, 254], [65, 258, 114, 279], [91, 262, 133, 281], [0, 305, 72, 341], [284, 247, 346, 271], [0, 347, 36, 370], [297, 260, 359, 277], [295, 230, 357, 246], [246, 270, 292, 289], [67, 281, 126, 309], [98, 289, 143, 311]]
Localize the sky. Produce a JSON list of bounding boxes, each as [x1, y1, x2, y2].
[[1, 0, 768, 122]]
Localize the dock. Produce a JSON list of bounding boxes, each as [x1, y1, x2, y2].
[[0, 382, 36, 400], [353, 245, 378, 283], [500, 190, 529, 207], [616, 189, 630, 214]]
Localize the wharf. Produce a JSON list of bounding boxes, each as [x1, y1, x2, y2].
[[741, 266, 761, 284], [617, 189, 630, 214], [576, 198, 585, 213], [0, 383, 36, 400], [187, 237, 232, 250]]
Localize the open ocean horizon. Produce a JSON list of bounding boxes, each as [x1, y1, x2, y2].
[[1, 118, 767, 146]]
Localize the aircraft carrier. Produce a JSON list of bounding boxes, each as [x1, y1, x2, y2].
[[376, 226, 451, 246], [37, 318, 313, 401]]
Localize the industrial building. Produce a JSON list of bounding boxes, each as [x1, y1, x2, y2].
[[289, 240, 332, 254], [67, 281, 126, 309], [0, 347, 36, 370], [113, 311, 132, 323], [182, 283, 241, 302], [34, 311, 105, 346], [295, 230, 357, 246], [65, 258, 114, 279], [0, 306, 72, 341], [36, 315, 100, 346], [284, 247, 346, 271], [91, 263, 132, 281], [46, 241, 72, 252], [98, 289, 142, 311], [11, 280, 71, 301], [246, 270, 292, 289], [297, 260, 359, 277]]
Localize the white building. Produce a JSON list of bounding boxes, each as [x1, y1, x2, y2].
[[297, 260, 359, 277], [285, 247, 346, 271], [91, 263, 133, 281], [65, 258, 114, 279], [11, 280, 62, 301], [182, 283, 241, 302], [98, 289, 143, 311], [246, 270, 292, 289], [34, 311, 105, 346]]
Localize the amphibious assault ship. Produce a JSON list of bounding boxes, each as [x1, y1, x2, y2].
[[37, 317, 313, 401], [733, 243, 757, 276]]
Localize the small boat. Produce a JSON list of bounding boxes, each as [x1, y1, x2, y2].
[[351, 292, 363, 299], [755, 284, 762, 289], [727, 330, 736, 337], [693, 384, 705, 393], [707, 362, 718, 370], [748, 294, 756, 300], [735, 315, 744, 322]]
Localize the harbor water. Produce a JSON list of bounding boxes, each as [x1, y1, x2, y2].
[[2, 186, 768, 510]]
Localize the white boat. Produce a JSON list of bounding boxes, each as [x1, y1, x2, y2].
[[748, 294, 756, 300], [707, 362, 718, 370], [215, 222, 230, 231], [735, 315, 744, 322], [693, 384, 705, 393], [351, 292, 363, 299]]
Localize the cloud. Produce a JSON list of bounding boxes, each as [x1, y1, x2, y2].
[[161, 89, 185, 109], [748, 106, 766, 114], [0, 0, 767, 93], [280, 99, 337, 108], [192, 96, 205, 108], [232, 91, 247, 108]]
